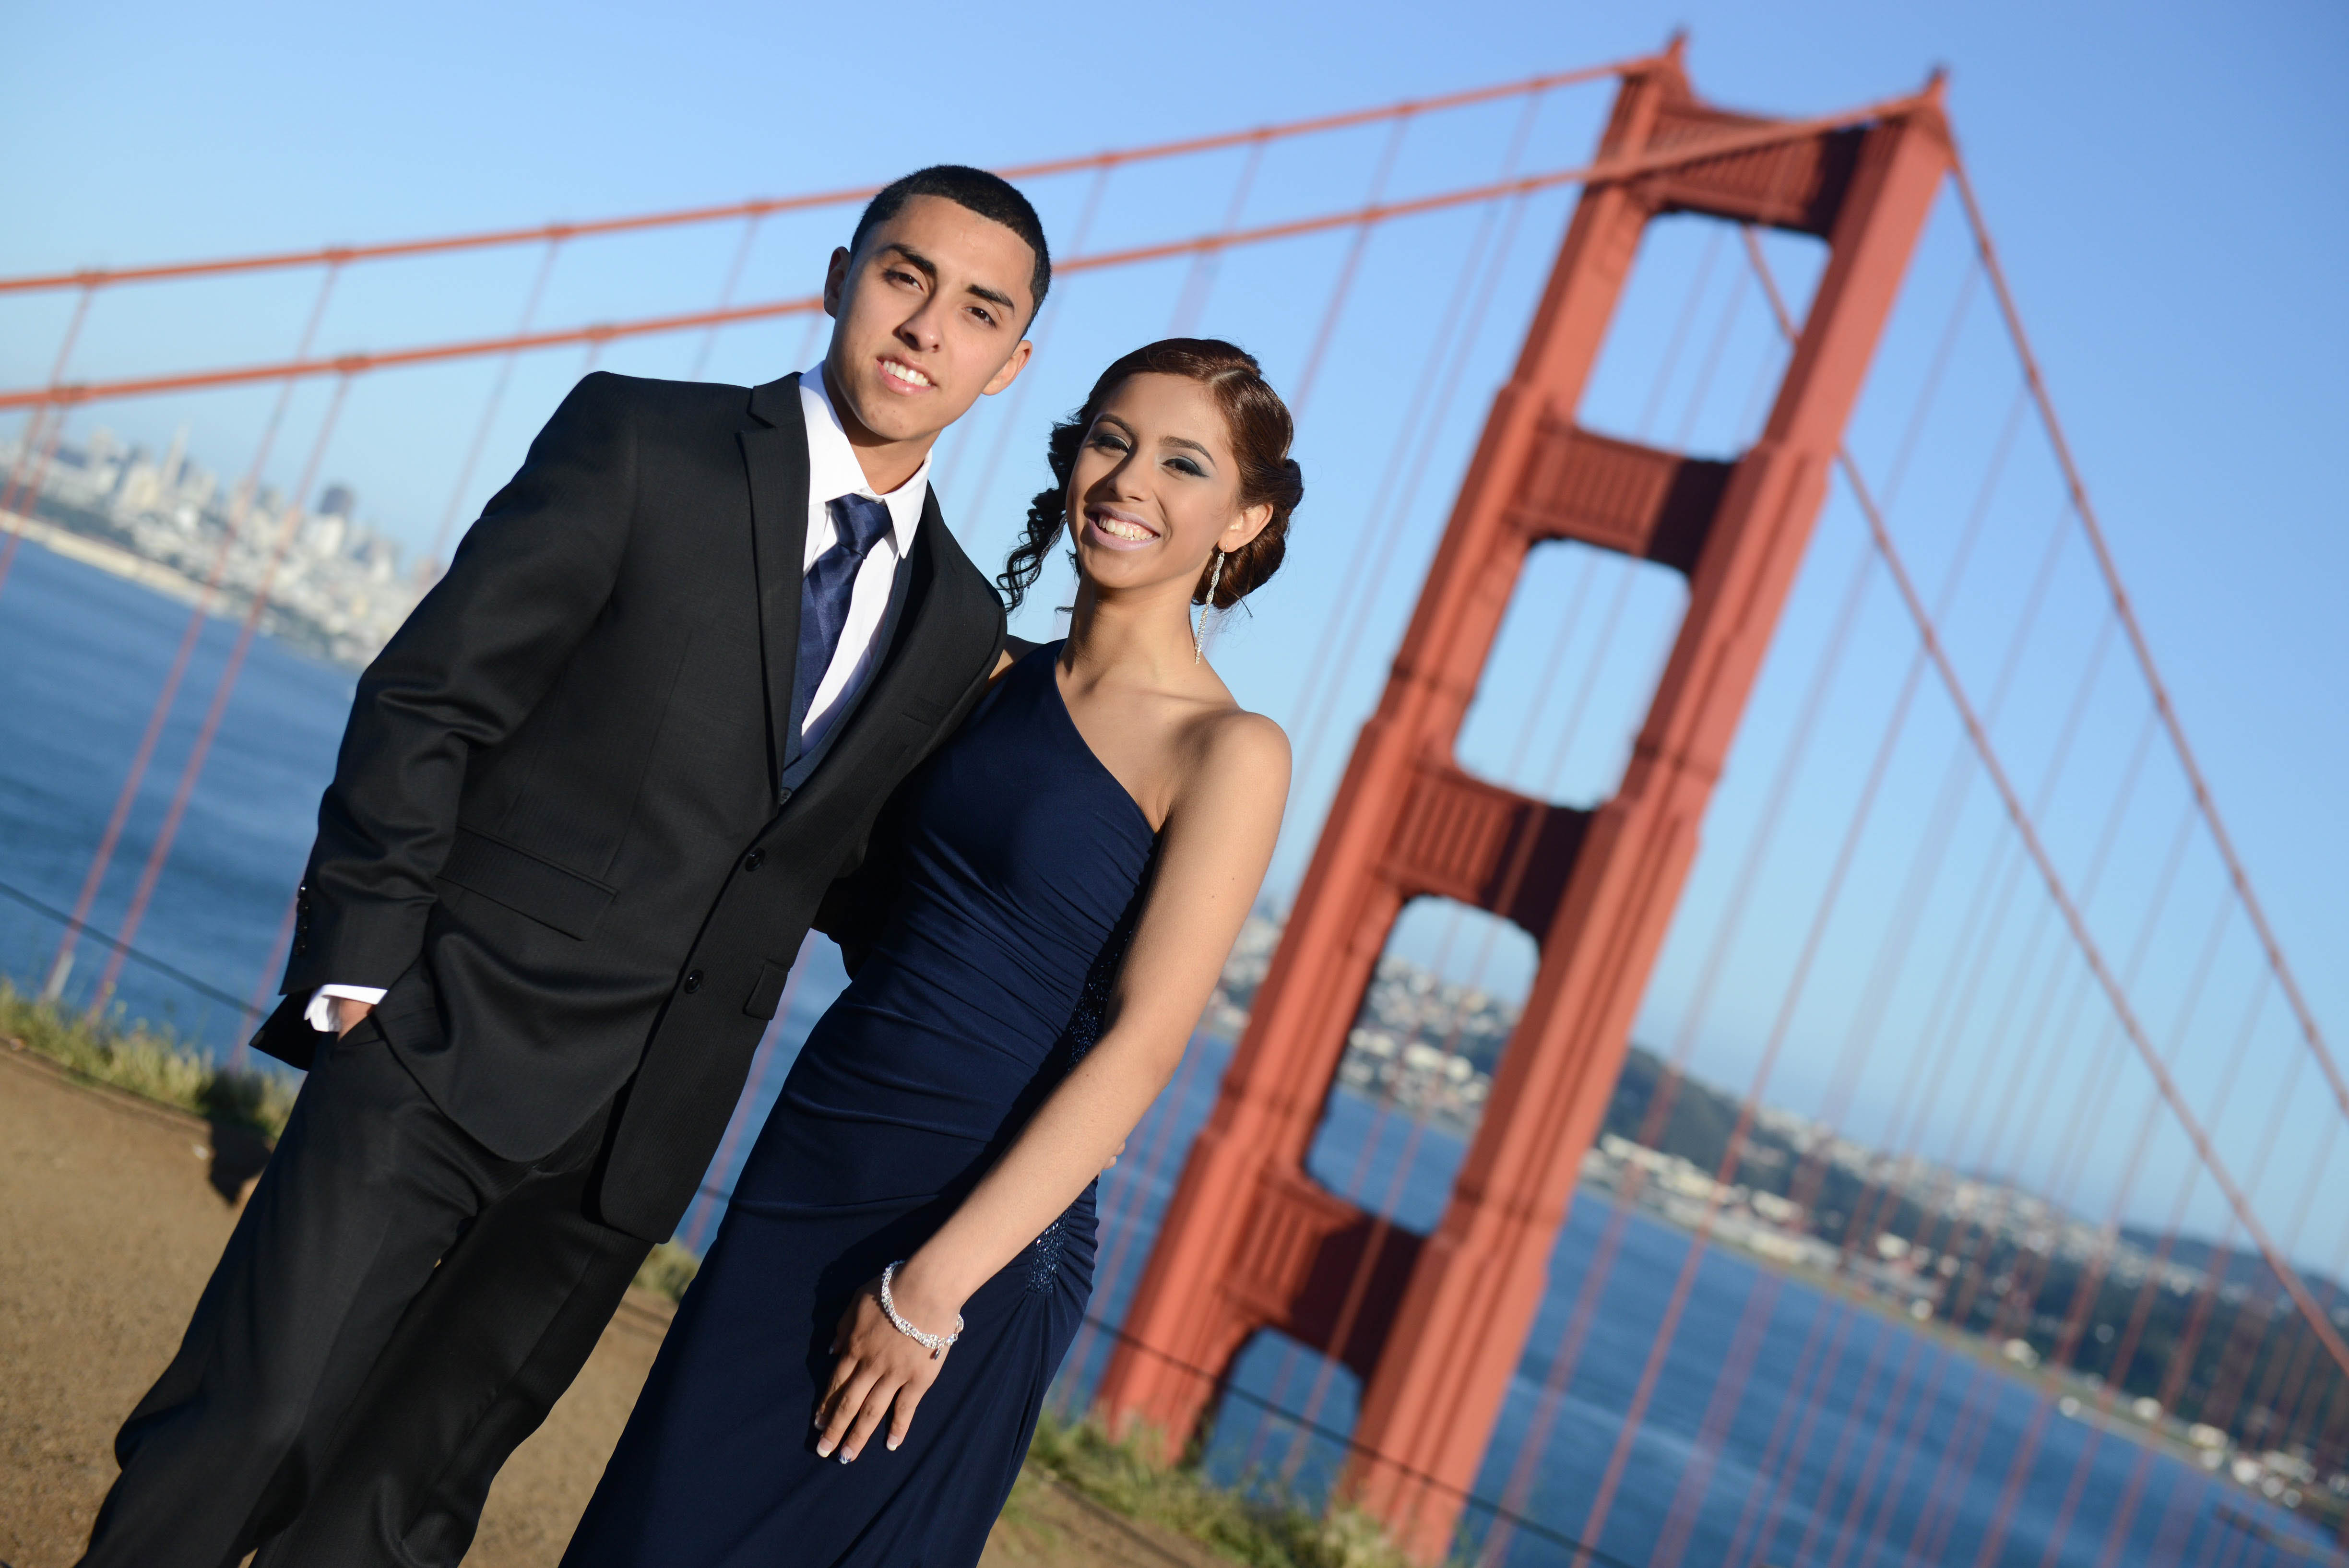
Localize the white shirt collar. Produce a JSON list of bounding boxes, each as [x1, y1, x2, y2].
[[798, 364, 929, 554]]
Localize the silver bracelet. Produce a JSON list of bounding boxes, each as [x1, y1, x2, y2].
[[879, 1261, 963, 1359]]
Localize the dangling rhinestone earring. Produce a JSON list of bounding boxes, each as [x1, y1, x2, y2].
[[1194, 550, 1224, 665]]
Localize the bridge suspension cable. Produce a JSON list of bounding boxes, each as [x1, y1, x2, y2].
[[1946, 158, 2349, 1140], [0, 59, 1656, 299], [1740, 226, 2349, 1387], [0, 90, 1939, 415]]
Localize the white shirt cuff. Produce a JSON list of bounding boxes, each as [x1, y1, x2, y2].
[[306, 985, 388, 1033]]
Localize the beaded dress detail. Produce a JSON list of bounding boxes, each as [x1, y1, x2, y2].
[[566, 643, 1158, 1568]]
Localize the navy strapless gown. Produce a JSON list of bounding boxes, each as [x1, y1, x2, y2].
[[564, 643, 1156, 1568]]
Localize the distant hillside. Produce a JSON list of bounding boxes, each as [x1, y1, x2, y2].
[[1601, 1043, 1801, 1189]]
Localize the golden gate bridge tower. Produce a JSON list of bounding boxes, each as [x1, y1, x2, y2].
[[1096, 47, 1953, 1555]]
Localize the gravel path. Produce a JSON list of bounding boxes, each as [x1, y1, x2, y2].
[[0, 1043, 1201, 1568]]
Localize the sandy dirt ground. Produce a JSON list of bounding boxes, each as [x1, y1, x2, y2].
[[0, 1044, 1209, 1568]]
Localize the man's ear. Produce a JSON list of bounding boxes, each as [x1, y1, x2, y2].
[[822, 246, 852, 319], [980, 337, 1034, 398]]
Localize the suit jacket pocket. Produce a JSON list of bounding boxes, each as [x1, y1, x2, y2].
[[437, 827, 617, 940], [742, 957, 794, 1019]]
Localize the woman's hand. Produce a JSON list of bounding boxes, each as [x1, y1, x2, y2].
[[814, 1270, 964, 1461]]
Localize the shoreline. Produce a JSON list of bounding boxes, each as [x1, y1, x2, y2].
[[0, 512, 382, 670]]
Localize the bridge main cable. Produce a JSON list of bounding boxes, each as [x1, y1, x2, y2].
[[1740, 227, 2349, 1389], [0, 59, 1654, 298], [1947, 153, 2349, 1139], [0, 90, 1937, 413]]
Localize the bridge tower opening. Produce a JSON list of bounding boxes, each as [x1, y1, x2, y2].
[[1095, 48, 1952, 1560]]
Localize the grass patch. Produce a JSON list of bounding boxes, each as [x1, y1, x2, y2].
[[1024, 1412, 1423, 1568], [0, 978, 297, 1138], [633, 1238, 701, 1302]]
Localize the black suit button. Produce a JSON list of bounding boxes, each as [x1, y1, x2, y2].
[[292, 939, 308, 956], [743, 850, 765, 872], [682, 970, 704, 994]]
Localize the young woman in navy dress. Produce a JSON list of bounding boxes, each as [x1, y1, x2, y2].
[[564, 338, 1302, 1567]]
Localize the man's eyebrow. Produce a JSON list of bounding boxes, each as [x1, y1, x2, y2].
[[878, 243, 938, 282], [963, 280, 1019, 314]]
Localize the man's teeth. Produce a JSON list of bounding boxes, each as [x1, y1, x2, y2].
[[1095, 514, 1152, 541], [883, 359, 933, 388]]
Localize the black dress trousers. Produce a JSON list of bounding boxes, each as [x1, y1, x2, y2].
[[79, 1022, 646, 1568]]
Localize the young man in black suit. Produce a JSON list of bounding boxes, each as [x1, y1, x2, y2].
[[81, 165, 1048, 1568]]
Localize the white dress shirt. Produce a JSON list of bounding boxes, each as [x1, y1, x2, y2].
[[308, 364, 931, 1033]]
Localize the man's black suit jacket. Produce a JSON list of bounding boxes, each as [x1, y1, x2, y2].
[[251, 370, 1006, 1241]]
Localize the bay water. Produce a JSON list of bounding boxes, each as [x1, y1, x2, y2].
[[0, 537, 2328, 1566]]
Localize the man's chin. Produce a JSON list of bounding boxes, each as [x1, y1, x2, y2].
[[838, 379, 955, 446], [856, 406, 956, 448]]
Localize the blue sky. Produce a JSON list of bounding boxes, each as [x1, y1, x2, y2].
[[6, 0, 2346, 1245]]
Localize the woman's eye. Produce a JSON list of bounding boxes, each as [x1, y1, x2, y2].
[[1168, 457, 1204, 477], [1089, 432, 1129, 452]]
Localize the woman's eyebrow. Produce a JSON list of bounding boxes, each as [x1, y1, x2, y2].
[[1159, 435, 1215, 460]]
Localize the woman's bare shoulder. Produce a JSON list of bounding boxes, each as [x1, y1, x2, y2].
[[1177, 703, 1290, 806]]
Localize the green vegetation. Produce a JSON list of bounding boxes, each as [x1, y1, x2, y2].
[[1020, 1412, 1424, 1568], [0, 979, 296, 1137], [632, 1238, 700, 1302]]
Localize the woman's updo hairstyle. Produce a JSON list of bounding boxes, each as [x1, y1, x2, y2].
[[998, 337, 1304, 612]]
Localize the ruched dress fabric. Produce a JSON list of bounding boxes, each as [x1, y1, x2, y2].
[[564, 643, 1156, 1568]]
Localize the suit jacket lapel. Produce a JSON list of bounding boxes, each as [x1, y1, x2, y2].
[[739, 374, 810, 796]]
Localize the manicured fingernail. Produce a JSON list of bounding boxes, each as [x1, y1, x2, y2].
[[887, 1435, 901, 1451], [838, 1449, 853, 1464]]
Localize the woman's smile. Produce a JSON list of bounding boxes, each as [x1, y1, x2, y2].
[[1083, 504, 1160, 552]]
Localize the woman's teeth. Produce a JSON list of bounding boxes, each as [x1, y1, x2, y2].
[[1094, 514, 1152, 541]]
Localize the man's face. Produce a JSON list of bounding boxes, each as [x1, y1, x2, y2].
[[821, 194, 1036, 454]]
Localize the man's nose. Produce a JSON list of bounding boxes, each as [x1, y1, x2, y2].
[[898, 298, 946, 352]]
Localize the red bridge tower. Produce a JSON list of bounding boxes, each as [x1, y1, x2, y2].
[[1095, 50, 1951, 1560]]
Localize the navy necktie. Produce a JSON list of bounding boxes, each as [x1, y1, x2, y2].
[[793, 493, 895, 746]]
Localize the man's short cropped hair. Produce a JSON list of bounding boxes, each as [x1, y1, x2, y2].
[[849, 165, 1052, 322]]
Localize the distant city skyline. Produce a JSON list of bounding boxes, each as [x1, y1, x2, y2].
[[1, 426, 418, 667]]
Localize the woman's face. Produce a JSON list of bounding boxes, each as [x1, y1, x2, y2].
[[1066, 372, 1270, 603]]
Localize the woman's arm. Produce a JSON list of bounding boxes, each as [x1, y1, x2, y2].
[[813, 710, 1291, 1461]]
